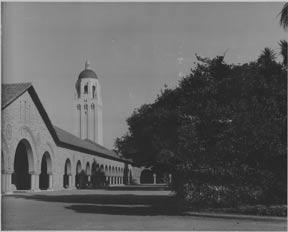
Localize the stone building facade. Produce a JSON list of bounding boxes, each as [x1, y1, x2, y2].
[[1, 65, 142, 194]]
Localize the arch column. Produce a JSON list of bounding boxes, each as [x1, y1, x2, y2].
[[70, 174, 74, 189], [48, 172, 53, 190], [1, 170, 13, 194], [30, 171, 40, 192], [153, 173, 157, 184], [68, 174, 72, 188], [64, 174, 73, 189]]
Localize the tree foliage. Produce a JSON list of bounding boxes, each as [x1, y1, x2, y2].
[[115, 45, 287, 205], [91, 166, 107, 188]]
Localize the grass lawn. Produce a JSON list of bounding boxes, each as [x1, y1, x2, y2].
[[184, 204, 287, 217]]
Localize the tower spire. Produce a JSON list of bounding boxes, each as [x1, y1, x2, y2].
[[85, 60, 90, 70]]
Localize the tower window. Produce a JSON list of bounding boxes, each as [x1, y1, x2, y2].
[[77, 104, 81, 110], [91, 104, 95, 109], [84, 104, 88, 110], [92, 85, 96, 98], [84, 84, 88, 94]]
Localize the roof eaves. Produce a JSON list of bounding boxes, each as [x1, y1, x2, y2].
[[56, 140, 131, 163], [27, 86, 60, 143]]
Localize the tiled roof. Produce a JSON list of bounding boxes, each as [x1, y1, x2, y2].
[[54, 126, 126, 162], [2, 82, 32, 109], [1, 83, 131, 164]]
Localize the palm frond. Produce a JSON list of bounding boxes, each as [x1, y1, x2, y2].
[[279, 3, 288, 30], [278, 40, 287, 66]]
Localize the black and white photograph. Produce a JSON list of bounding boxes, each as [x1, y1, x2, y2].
[[1, 1, 287, 231]]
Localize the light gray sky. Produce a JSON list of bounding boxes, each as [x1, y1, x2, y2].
[[2, 2, 286, 149]]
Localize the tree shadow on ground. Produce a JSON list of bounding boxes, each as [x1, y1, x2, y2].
[[65, 204, 185, 216], [106, 185, 169, 191], [9, 194, 172, 205], [6, 193, 185, 216]]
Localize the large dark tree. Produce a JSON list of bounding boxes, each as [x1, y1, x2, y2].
[[115, 45, 287, 206]]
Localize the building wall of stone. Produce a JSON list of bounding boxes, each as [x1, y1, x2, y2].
[[2, 91, 57, 176], [1, 90, 135, 193]]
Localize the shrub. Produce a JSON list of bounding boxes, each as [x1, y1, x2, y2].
[[91, 168, 107, 188]]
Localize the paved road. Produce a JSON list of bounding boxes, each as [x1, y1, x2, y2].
[[2, 186, 287, 230]]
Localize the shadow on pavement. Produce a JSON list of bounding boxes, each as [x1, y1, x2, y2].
[[65, 204, 184, 216], [4, 192, 285, 220], [6, 193, 184, 216], [106, 185, 169, 191], [9, 193, 172, 205]]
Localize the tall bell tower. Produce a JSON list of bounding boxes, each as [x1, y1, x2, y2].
[[74, 61, 103, 145]]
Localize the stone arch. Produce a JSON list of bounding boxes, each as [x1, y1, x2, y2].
[[41, 142, 55, 173], [65, 159, 72, 175], [105, 165, 108, 172], [12, 139, 35, 190], [92, 160, 97, 174], [76, 160, 82, 174], [39, 151, 52, 190], [75, 160, 83, 189], [75, 160, 82, 188], [39, 143, 54, 171], [63, 158, 72, 188], [11, 126, 37, 173], [140, 169, 153, 184], [90, 160, 98, 187], [86, 162, 91, 175]]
